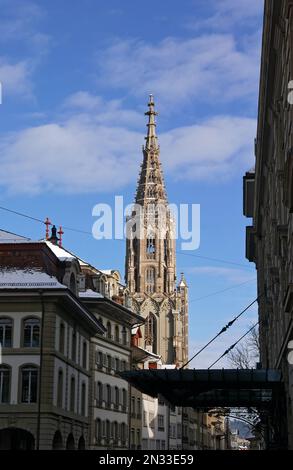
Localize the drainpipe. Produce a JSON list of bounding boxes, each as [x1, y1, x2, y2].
[[36, 290, 45, 450]]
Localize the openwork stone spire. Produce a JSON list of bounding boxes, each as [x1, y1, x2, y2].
[[135, 95, 167, 206]]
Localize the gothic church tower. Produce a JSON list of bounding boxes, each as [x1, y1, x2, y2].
[[125, 95, 188, 366]]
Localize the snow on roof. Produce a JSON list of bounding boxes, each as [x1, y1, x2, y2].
[[79, 289, 104, 299], [45, 241, 75, 261], [0, 268, 66, 289], [100, 269, 113, 275], [0, 229, 31, 242]]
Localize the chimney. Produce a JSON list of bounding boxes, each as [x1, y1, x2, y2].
[[48, 225, 59, 245]]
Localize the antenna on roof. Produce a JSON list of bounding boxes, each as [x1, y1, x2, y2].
[[58, 226, 64, 248], [44, 217, 52, 240]]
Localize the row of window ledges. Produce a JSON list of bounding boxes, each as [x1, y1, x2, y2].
[[143, 412, 165, 431], [130, 395, 142, 418], [100, 320, 128, 345], [95, 382, 127, 411], [0, 364, 39, 404], [0, 317, 40, 348], [95, 419, 128, 446], [58, 323, 88, 369], [96, 351, 129, 373], [141, 439, 168, 450], [0, 364, 88, 418], [1, 317, 89, 370], [56, 369, 87, 416]]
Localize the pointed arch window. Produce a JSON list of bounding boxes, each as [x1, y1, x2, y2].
[[146, 267, 156, 293], [144, 313, 157, 354], [146, 238, 156, 259]]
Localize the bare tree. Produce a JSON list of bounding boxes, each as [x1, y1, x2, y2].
[[228, 325, 259, 369]]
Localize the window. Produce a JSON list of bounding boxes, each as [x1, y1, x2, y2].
[[70, 376, 76, 412], [82, 341, 87, 369], [59, 322, 65, 354], [131, 396, 135, 417], [121, 423, 127, 444], [143, 411, 147, 427], [146, 267, 155, 293], [97, 351, 103, 368], [115, 358, 120, 372], [106, 420, 110, 442], [161, 440, 165, 450], [71, 331, 76, 362], [137, 429, 141, 449], [115, 325, 119, 343], [156, 439, 160, 450], [81, 382, 86, 416], [142, 439, 148, 450], [113, 422, 118, 443], [144, 313, 157, 353], [106, 384, 111, 408], [107, 355, 112, 372], [57, 369, 63, 408], [0, 366, 10, 403], [177, 423, 182, 439], [96, 381, 103, 405], [137, 397, 141, 417], [96, 419, 102, 443], [122, 327, 127, 345], [115, 386, 119, 409], [23, 318, 40, 347], [146, 238, 156, 259], [21, 366, 38, 403], [122, 389, 127, 410], [158, 414, 164, 431], [131, 428, 135, 449], [0, 318, 12, 348], [106, 322, 112, 340]]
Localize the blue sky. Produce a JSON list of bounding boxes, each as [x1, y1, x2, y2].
[[0, 0, 264, 367]]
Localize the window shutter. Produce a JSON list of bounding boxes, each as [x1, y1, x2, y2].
[[112, 357, 115, 370], [119, 388, 123, 405]]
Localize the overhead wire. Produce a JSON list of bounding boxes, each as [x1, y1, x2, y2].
[[207, 322, 259, 369]]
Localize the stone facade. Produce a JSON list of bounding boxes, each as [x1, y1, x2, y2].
[[244, 0, 293, 449]]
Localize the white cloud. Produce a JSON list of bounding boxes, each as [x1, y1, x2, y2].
[[186, 266, 256, 283], [96, 34, 260, 106], [189, 0, 264, 32], [0, 0, 44, 43], [0, 58, 32, 97], [0, 94, 256, 194], [161, 115, 256, 181]]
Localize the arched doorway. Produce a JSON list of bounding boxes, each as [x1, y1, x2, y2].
[[0, 428, 35, 450], [78, 435, 85, 450], [66, 433, 75, 450], [52, 431, 63, 450]]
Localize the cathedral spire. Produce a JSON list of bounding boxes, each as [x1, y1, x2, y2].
[[145, 94, 158, 150], [135, 95, 167, 205]]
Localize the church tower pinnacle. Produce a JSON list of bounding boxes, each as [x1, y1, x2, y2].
[[135, 95, 167, 206], [125, 95, 188, 366]]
